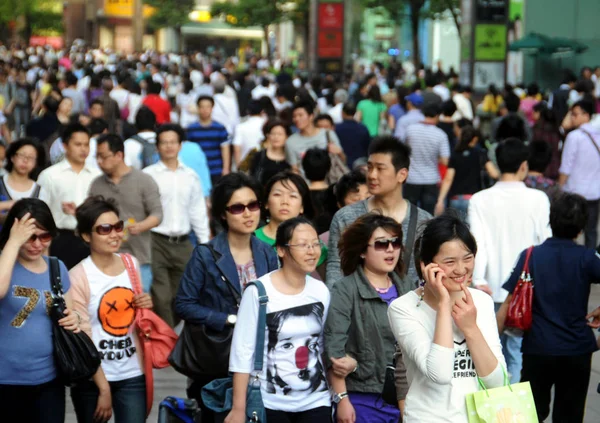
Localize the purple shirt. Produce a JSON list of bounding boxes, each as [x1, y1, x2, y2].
[[394, 109, 425, 141], [559, 123, 600, 200]]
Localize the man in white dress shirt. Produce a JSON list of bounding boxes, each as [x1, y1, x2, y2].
[[232, 100, 265, 167], [143, 124, 210, 327], [38, 123, 102, 268]]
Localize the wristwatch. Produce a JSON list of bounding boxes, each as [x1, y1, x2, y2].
[[226, 314, 237, 326], [332, 392, 349, 404]]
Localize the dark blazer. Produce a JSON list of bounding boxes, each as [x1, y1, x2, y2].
[[175, 232, 279, 331]]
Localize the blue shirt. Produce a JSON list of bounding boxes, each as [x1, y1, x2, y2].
[[0, 257, 70, 384], [503, 238, 600, 356], [335, 120, 371, 168], [186, 121, 229, 176], [179, 141, 212, 196]]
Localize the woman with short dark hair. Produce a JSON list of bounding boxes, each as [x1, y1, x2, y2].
[[175, 173, 279, 421], [497, 192, 600, 422], [388, 212, 505, 422], [325, 213, 414, 423]]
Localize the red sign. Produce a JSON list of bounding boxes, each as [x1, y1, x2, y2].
[[318, 3, 344, 29], [318, 31, 344, 58], [30, 36, 64, 49]]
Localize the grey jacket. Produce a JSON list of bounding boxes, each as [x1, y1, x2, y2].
[[324, 267, 413, 397], [326, 199, 432, 286]]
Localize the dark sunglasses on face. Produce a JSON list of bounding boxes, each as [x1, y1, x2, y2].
[[225, 201, 261, 215], [28, 232, 53, 243], [95, 221, 125, 235], [369, 237, 402, 251]]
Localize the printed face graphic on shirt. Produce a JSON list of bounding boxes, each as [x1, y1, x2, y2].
[[98, 287, 135, 337], [266, 302, 328, 396]]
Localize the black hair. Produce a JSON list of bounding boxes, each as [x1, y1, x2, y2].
[[342, 102, 357, 117], [572, 99, 595, 117], [247, 100, 263, 116], [43, 96, 60, 114], [422, 103, 441, 118], [96, 133, 125, 155], [148, 81, 162, 95], [527, 83, 540, 97], [274, 216, 317, 261], [263, 119, 292, 138], [197, 95, 215, 106], [496, 138, 529, 174], [533, 101, 556, 125], [550, 192, 588, 239], [65, 71, 78, 87], [368, 135, 411, 173], [414, 211, 477, 279], [258, 96, 276, 118], [504, 93, 521, 113], [88, 118, 109, 137], [455, 126, 481, 153], [292, 101, 315, 116], [302, 148, 331, 182], [89, 98, 104, 109], [0, 198, 58, 249], [441, 100, 457, 117], [211, 173, 263, 231], [314, 114, 334, 127], [425, 75, 437, 88], [156, 123, 185, 144], [367, 85, 383, 102], [527, 140, 552, 173], [264, 171, 314, 220], [75, 195, 120, 237], [496, 115, 528, 142], [335, 170, 367, 206], [488, 84, 499, 97], [62, 123, 90, 145], [5, 138, 45, 175], [135, 106, 157, 131]]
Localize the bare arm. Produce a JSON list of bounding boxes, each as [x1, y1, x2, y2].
[[438, 156, 449, 166], [435, 168, 456, 215], [485, 161, 500, 180], [221, 144, 231, 175], [496, 294, 511, 334], [224, 373, 250, 423], [558, 173, 568, 187], [233, 145, 242, 168]]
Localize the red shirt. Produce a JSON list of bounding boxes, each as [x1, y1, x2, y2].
[[142, 94, 171, 124]]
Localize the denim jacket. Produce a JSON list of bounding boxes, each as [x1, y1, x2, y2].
[[175, 232, 279, 331]]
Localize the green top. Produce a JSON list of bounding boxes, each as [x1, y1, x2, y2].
[[357, 99, 387, 137], [255, 226, 328, 267]]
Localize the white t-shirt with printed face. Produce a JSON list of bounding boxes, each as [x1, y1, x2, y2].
[[229, 272, 331, 412], [83, 255, 143, 382]]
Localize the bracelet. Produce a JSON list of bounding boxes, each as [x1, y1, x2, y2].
[[74, 311, 82, 325], [352, 364, 358, 373]]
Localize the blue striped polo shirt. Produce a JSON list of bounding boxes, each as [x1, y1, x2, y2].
[[186, 121, 229, 175]]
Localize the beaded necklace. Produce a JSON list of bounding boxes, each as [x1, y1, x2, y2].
[[416, 280, 426, 307]]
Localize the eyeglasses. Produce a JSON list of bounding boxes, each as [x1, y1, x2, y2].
[[28, 232, 53, 243], [368, 237, 402, 251], [94, 221, 125, 235], [14, 152, 37, 162], [285, 242, 323, 252], [225, 201, 261, 215]]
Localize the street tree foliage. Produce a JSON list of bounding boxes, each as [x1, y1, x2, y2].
[[211, 0, 298, 60], [363, 0, 460, 66], [146, 0, 197, 47], [0, 0, 62, 42]]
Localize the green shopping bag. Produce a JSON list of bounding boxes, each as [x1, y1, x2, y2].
[[465, 367, 538, 423]]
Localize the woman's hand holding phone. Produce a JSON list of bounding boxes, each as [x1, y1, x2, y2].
[[422, 263, 451, 308]]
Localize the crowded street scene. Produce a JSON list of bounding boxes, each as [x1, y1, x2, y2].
[[0, 0, 599, 422]]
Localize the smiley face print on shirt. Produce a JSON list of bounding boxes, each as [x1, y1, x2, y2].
[[98, 287, 135, 337]]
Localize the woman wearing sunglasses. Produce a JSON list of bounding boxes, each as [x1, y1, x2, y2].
[[68, 195, 153, 423], [175, 173, 279, 422], [387, 213, 505, 422], [324, 213, 414, 423], [0, 198, 80, 423], [226, 217, 331, 423]]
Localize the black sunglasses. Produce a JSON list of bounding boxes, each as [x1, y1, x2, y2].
[[369, 237, 402, 251], [225, 201, 261, 215], [94, 221, 125, 235]]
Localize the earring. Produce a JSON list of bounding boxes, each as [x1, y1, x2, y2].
[[360, 255, 365, 259], [419, 279, 426, 287]]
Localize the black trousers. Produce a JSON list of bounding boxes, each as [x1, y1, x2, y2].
[[585, 199, 600, 249], [50, 229, 90, 269], [0, 378, 65, 423], [403, 184, 439, 215], [266, 406, 332, 423], [521, 353, 592, 423]]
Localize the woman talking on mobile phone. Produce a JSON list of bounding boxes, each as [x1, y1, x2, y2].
[[387, 213, 506, 422]]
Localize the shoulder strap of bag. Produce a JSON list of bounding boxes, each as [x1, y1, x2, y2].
[[402, 202, 418, 277], [245, 280, 269, 372], [523, 246, 534, 276], [581, 129, 600, 159], [325, 130, 331, 145], [48, 256, 63, 296], [0, 177, 11, 200], [202, 244, 242, 304], [121, 253, 143, 295], [32, 184, 41, 199]]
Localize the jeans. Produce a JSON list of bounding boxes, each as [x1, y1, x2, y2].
[[0, 378, 65, 423], [448, 196, 471, 221], [71, 374, 147, 423], [495, 302, 523, 384], [585, 199, 600, 249], [140, 263, 153, 292], [403, 184, 439, 215]]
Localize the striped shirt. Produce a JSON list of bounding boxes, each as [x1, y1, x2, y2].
[[186, 121, 229, 176], [404, 122, 450, 185]]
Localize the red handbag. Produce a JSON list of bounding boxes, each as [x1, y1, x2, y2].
[[121, 253, 178, 417], [505, 246, 535, 332]]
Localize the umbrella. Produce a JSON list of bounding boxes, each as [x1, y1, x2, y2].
[[509, 32, 588, 55]]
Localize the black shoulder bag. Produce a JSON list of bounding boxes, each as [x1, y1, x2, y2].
[[48, 257, 101, 386], [169, 245, 242, 380]]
